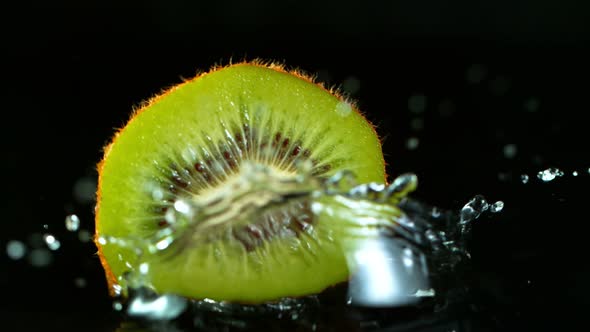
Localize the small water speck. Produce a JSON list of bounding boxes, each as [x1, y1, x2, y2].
[[78, 230, 92, 243], [342, 76, 360, 95], [438, 99, 455, 117], [532, 155, 544, 165], [173, 199, 192, 215], [490, 201, 504, 213], [406, 137, 420, 150], [74, 277, 87, 288], [489, 76, 511, 96], [28, 233, 45, 248], [65, 214, 81, 231], [43, 234, 61, 251], [431, 207, 441, 218], [335, 101, 353, 117], [410, 117, 424, 131], [408, 94, 427, 113], [6, 240, 26, 260], [537, 168, 564, 182], [524, 98, 540, 112], [113, 301, 123, 311], [503, 144, 517, 159], [139, 263, 149, 274], [28, 248, 53, 267], [521, 174, 529, 184], [155, 237, 172, 251], [43, 224, 49, 230], [359, 320, 380, 329], [73, 177, 97, 204], [466, 64, 487, 84], [151, 187, 164, 201], [572, 171, 578, 176]]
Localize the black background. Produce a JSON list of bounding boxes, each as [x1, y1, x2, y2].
[[1, 1, 589, 331]]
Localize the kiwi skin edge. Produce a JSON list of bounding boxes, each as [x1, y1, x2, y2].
[[94, 60, 387, 303]]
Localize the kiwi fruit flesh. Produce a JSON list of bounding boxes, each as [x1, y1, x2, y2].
[[95, 62, 386, 303]]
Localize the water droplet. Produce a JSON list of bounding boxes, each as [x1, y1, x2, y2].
[[410, 117, 424, 131], [139, 263, 149, 274], [406, 137, 420, 150], [28, 233, 45, 248], [524, 98, 540, 112], [497, 172, 509, 182], [28, 248, 53, 267], [127, 290, 188, 320], [489, 76, 510, 96], [342, 76, 360, 95], [43, 234, 61, 251], [490, 201, 504, 213], [73, 177, 97, 204], [97, 236, 107, 245], [431, 207, 441, 218], [42, 224, 49, 230], [335, 101, 353, 117], [6, 240, 26, 260], [74, 277, 87, 288], [503, 144, 517, 159], [164, 208, 176, 224], [408, 94, 427, 113], [113, 284, 123, 296], [521, 174, 529, 184], [173, 199, 192, 215], [466, 64, 487, 84], [65, 214, 80, 231], [155, 237, 172, 251], [537, 168, 564, 182], [151, 187, 164, 201], [413, 288, 436, 297], [438, 99, 455, 117], [386, 173, 418, 199], [460, 195, 489, 224], [113, 301, 123, 311], [78, 230, 92, 243], [572, 171, 579, 176]]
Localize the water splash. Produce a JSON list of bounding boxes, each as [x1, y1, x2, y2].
[[537, 168, 564, 182], [94, 162, 504, 329]]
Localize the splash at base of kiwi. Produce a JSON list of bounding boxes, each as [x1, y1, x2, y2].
[[94, 60, 421, 303]]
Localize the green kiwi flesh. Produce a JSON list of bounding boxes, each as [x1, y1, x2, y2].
[[95, 63, 386, 302]]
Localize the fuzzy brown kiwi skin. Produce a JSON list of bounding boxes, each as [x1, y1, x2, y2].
[[94, 59, 387, 300]]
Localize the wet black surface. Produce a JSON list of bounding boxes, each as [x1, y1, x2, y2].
[[1, 1, 590, 331]]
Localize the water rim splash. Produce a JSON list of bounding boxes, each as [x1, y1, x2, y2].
[[96, 161, 501, 323]]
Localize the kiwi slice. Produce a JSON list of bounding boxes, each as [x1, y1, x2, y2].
[[95, 62, 386, 303]]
